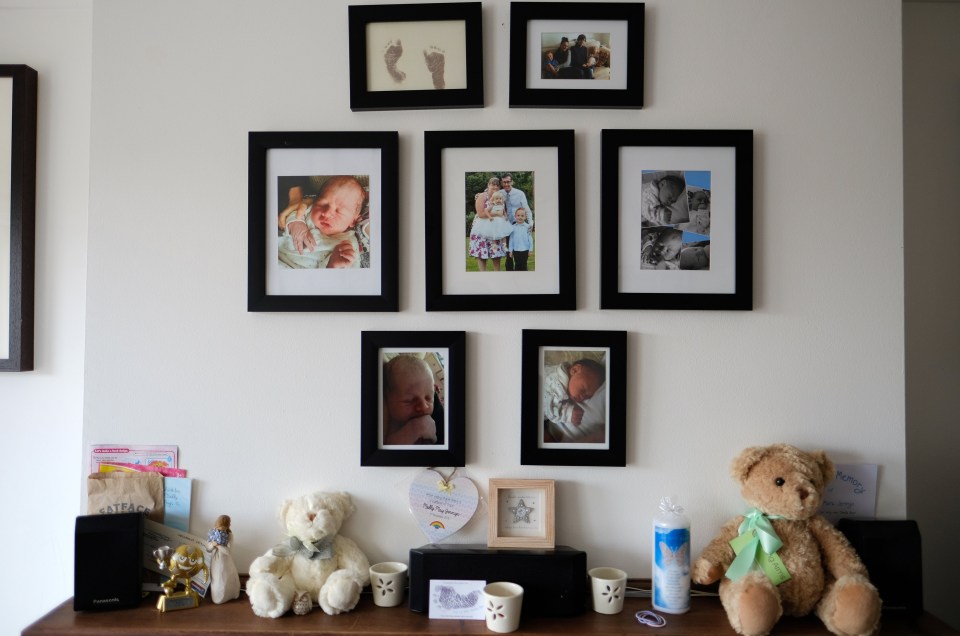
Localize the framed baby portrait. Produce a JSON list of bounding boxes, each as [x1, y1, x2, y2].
[[360, 330, 466, 467], [487, 478, 555, 549], [423, 129, 576, 311], [509, 2, 644, 109], [600, 129, 753, 310], [520, 330, 627, 467], [0, 65, 37, 372], [247, 131, 398, 312], [348, 2, 484, 111]]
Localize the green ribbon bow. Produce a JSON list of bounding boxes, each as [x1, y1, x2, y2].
[[725, 508, 791, 585]]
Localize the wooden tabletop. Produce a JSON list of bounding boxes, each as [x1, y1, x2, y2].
[[22, 591, 956, 636]]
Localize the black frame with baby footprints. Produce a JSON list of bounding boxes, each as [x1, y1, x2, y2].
[[600, 129, 754, 310], [247, 130, 399, 312], [360, 330, 466, 467], [520, 329, 627, 467], [348, 3, 484, 111]]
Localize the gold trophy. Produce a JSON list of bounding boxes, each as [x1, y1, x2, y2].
[[153, 545, 209, 612]]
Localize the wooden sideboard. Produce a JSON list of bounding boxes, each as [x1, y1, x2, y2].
[[22, 589, 956, 636]]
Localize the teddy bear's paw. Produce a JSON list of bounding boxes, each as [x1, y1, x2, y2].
[[246, 575, 295, 618], [318, 578, 362, 615], [732, 580, 782, 636], [819, 575, 881, 636], [692, 558, 722, 585]]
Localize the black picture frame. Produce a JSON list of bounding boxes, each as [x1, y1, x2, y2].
[[424, 129, 576, 311], [348, 2, 484, 111], [247, 131, 398, 312], [1, 65, 37, 372], [600, 129, 753, 310], [509, 2, 644, 109], [361, 331, 466, 467], [520, 329, 627, 467]]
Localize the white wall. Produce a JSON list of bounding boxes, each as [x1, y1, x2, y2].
[[903, 1, 960, 630], [0, 1, 90, 634], [3, 1, 909, 633], [82, 0, 905, 575]]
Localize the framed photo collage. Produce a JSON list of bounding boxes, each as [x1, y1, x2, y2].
[[246, 2, 754, 468]]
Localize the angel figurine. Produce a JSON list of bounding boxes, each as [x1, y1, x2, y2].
[[207, 515, 240, 603]]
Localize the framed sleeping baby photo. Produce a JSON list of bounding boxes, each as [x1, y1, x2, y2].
[[520, 329, 627, 467], [360, 330, 466, 467], [247, 131, 398, 312], [599, 129, 753, 311]]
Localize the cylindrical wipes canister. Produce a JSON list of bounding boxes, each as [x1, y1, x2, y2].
[[652, 496, 691, 614]]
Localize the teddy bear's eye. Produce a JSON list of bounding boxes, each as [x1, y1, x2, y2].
[[775, 477, 785, 487]]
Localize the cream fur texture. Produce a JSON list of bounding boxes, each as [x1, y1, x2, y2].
[[247, 491, 370, 617]]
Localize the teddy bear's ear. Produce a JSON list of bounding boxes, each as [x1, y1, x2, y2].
[[328, 491, 356, 523], [278, 498, 294, 524], [811, 450, 835, 488], [730, 445, 772, 483]]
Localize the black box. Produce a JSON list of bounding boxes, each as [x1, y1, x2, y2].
[[409, 544, 586, 617], [837, 518, 923, 615], [74, 513, 144, 611]]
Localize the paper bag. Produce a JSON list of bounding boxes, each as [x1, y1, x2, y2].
[[87, 471, 165, 522]]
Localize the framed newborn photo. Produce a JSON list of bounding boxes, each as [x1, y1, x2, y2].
[[360, 330, 466, 467], [247, 131, 398, 312], [423, 129, 576, 311], [348, 2, 484, 111], [600, 129, 753, 310], [520, 330, 627, 467], [0, 65, 37, 372], [488, 478, 555, 549], [509, 2, 644, 109]]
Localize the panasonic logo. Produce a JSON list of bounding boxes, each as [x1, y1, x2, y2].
[[92, 598, 120, 604]]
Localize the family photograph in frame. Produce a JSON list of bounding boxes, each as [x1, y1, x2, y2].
[[360, 331, 465, 467], [247, 131, 398, 312], [348, 2, 484, 111], [509, 2, 644, 109], [424, 129, 575, 311], [0, 65, 37, 372], [520, 330, 627, 467], [600, 129, 753, 310], [465, 171, 535, 273]]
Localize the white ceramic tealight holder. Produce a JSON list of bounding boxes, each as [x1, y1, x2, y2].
[[369, 561, 408, 608], [482, 582, 524, 633], [589, 566, 627, 614]]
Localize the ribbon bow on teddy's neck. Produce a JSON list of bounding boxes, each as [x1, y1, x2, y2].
[[726, 508, 791, 585], [273, 536, 335, 561]]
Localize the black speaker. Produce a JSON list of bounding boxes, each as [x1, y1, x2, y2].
[[74, 513, 144, 611], [409, 544, 587, 617], [837, 518, 923, 615]]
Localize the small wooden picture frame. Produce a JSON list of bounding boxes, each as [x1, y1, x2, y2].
[[487, 478, 555, 549]]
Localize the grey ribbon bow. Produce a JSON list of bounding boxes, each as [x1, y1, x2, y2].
[[272, 536, 335, 560]]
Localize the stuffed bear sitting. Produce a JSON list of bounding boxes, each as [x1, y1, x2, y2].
[[247, 491, 370, 617], [692, 444, 881, 636]]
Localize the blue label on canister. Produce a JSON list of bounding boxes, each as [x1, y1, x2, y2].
[[653, 526, 691, 613]]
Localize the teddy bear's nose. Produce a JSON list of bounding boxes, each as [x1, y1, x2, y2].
[[798, 488, 809, 501], [308, 512, 317, 522]]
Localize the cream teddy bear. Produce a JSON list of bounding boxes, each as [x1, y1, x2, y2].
[[247, 491, 370, 617]]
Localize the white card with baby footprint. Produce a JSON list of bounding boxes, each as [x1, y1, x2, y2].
[[365, 21, 467, 92], [409, 469, 479, 543]]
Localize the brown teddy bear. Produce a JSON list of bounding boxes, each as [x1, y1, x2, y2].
[[692, 444, 881, 636]]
